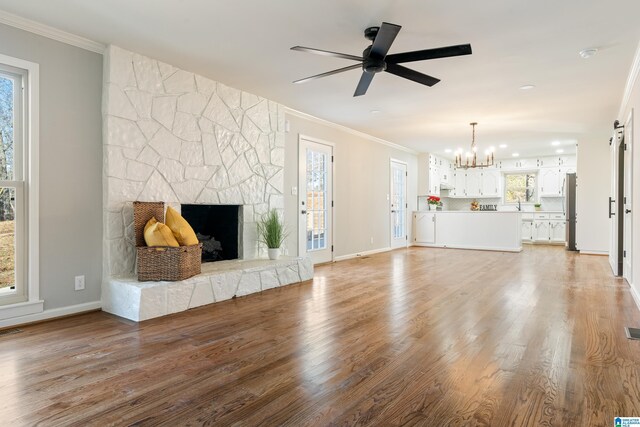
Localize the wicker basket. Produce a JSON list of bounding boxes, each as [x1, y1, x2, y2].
[[133, 201, 202, 281]]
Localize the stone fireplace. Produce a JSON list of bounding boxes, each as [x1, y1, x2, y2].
[[100, 46, 312, 322], [102, 45, 286, 278], [181, 204, 242, 262]]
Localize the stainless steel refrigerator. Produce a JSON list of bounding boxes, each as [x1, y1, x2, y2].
[[564, 173, 577, 251]]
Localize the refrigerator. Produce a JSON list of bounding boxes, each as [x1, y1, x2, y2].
[[564, 173, 577, 251]]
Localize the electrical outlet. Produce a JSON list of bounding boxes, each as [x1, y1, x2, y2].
[[370, 237, 374, 244], [74, 275, 85, 291]]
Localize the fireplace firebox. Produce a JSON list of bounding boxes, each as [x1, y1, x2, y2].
[[180, 204, 242, 262]]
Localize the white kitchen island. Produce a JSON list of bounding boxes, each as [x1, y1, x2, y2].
[[413, 211, 522, 252]]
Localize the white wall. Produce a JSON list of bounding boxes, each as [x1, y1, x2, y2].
[[576, 139, 611, 253], [0, 23, 103, 310], [283, 111, 418, 259]]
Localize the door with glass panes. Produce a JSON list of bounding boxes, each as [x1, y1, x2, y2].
[[390, 160, 408, 249], [298, 137, 333, 264]]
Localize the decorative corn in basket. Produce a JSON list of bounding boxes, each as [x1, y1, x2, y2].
[[133, 201, 202, 281]]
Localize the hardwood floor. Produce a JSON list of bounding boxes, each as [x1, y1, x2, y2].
[[2, 245, 640, 426]]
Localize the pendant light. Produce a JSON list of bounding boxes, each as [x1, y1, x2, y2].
[[454, 122, 494, 168]]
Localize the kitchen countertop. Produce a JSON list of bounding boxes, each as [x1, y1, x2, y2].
[[415, 210, 563, 213]]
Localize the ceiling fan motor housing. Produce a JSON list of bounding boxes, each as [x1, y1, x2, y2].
[[362, 46, 386, 73]]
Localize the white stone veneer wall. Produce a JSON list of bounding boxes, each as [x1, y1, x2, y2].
[[103, 45, 285, 278]]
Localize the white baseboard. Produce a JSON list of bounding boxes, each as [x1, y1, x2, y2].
[[0, 301, 101, 329], [629, 283, 640, 313], [334, 246, 393, 262], [579, 250, 608, 256]]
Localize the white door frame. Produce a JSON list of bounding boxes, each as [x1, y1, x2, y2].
[[609, 128, 622, 276], [390, 158, 408, 249], [298, 134, 335, 264], [624, 110, 633, 284]]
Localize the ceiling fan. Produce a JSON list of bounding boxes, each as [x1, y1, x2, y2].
[[291, 22, 472, 97]]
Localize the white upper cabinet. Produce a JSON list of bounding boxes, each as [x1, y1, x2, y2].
[[429, 164, 441, 196], [465, 169, 482, 197], [481, 170, 500, 197], [559, 155, 576, 167], [440, 159, 453, 185], [516, 157, 538, 169], [452, 171, 466, 197], [539, 168, 562, 196]]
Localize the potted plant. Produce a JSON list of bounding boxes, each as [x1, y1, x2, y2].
[[257, 209, 288, 260], [427, 195, 441, 211], [534, 203, 542, 211]]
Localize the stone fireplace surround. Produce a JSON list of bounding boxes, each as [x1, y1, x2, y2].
[[101, 46, 312, 321]]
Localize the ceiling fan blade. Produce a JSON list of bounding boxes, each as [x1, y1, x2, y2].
[[291, 46, 363, 62], [385, 63, 440, 87], [293, 63, 362, 84], [354, 71, 375, 97], [370, 22, 402, 58], [386, 44, 472, 64]]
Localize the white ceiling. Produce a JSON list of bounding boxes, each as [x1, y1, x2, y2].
[[1, 0, 639, 158]]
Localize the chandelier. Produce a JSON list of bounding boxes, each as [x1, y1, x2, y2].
[[454, 122, 494, 168]]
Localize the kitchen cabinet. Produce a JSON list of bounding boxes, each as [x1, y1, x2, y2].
[[440, 159, 453, 185], [449, 169, 500, 198], [465, 169, 482, 197], [419, 153, 455, 196], [414, 212, 436, 243], [533, 219, 550, 242], [521, 220, 533, 241], [429, 164, 441, 196], [481, 170, 500, 197], [550, 220, 566, 242], [559, 155, 576, 167], [539, 168, 562, 196], [451, 171, 467, 197]]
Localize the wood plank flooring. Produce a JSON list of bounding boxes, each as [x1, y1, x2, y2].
[[2, 245, 640, 426]]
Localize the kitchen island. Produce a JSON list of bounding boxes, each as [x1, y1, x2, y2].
[[413, 211, 522, 252]]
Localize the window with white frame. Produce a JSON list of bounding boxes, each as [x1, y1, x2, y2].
[[0, 63, 27, 306], [504, 172, 537, 204]]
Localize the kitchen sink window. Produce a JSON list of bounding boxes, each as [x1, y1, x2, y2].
[[504, 172, 537, 204]]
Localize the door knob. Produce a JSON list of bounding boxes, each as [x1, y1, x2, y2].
[[626, 209, 632, 214], [301, 210, 307, 214]]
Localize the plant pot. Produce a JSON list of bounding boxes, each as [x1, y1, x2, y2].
[[268, 248, 280, 260]]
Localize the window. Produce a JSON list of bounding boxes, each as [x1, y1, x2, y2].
[[0, 64, 26, 305], [0, 53, 39, 317], [504, 173, 537, 204]]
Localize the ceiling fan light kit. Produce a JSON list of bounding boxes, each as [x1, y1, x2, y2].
[[291, 22, 472, 97]]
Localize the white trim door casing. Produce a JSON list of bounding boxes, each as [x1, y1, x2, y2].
[[298, 136, 333, 264], [390, 159, 408, 249], [610, 129, 621, 275], [624, 110, 633, 284]]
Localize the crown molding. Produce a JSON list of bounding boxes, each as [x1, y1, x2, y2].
[[284, 106, 418, 155], [0, 9, 105, 54], [618, 40, 640, 119]]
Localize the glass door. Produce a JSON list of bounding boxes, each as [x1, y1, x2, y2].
[[390, 160, 407, 249], [299, 138, 333, 264]]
